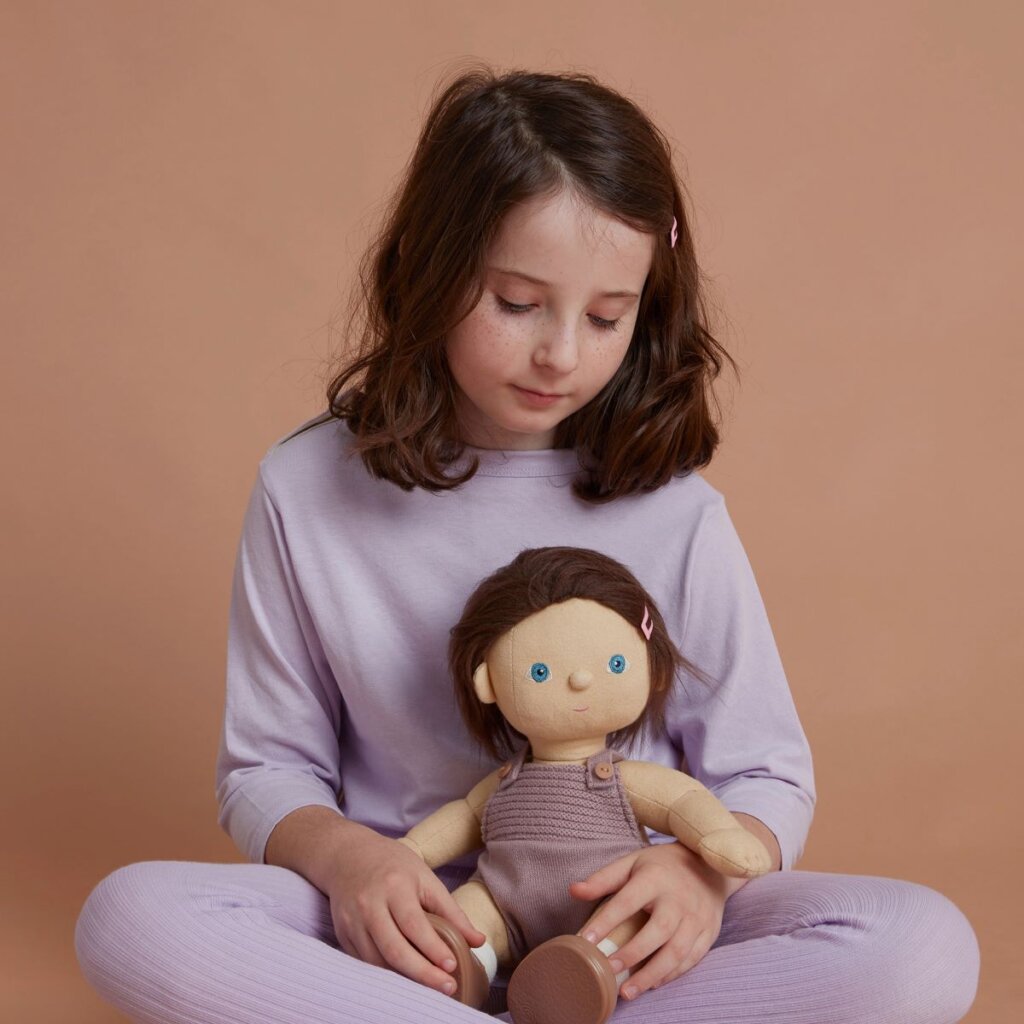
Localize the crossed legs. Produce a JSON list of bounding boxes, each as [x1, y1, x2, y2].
[[75, 859, 979, 1024]]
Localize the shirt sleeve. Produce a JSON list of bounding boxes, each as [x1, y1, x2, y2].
[[214, 461, 346, 864], [667, 496, 816, 870]]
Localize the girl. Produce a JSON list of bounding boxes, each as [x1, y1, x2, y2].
[[75, 66, 979, 1024]]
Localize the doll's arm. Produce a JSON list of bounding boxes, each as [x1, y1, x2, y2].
[[618, 760, 772, 878], [396, 768, 503, 870]]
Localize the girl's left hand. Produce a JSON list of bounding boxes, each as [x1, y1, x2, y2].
[[569, 841, 731, 1001]]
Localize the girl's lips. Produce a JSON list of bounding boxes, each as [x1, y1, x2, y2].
[[513, 384, 565, 408]]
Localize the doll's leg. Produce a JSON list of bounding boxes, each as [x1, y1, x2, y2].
[[582, 905, 647, 963], [75, 858, 509, 1023], [424, 880, 512, 1009], [496, 869, 979, 1024], [451, 879, 513, 965]]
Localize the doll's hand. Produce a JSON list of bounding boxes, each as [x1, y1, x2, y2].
[[569, 841, 729, 1001], [697, 826, 773, 877], [325, 830, 486, 996]]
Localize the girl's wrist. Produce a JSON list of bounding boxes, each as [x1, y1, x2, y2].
[[396, 835, 427, 860], [265, 806, 379, 892]]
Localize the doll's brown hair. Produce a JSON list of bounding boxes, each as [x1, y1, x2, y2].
[[448, 546, 716, 761], [288, 63, 737, 503]]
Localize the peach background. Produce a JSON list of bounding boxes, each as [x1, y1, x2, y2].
[[2, 1, 1021, 1020]]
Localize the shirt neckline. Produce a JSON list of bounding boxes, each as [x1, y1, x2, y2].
[[331, 414, 585, 479], [447, 444, 584, 478]]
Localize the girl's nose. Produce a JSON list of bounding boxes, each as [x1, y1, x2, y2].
[[568, 669, 593, 691], [533, 325, 580, 374]]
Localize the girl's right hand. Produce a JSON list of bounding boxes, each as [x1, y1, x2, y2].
[[324, 830, 487, 995]]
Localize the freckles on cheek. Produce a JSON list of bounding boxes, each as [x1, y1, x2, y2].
[[467, 319, 516, 370], [601, 337, 633, 375], [487, 321, 518, 352]]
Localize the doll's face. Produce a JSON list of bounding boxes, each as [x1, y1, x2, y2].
[[474, 598, 650, 746]]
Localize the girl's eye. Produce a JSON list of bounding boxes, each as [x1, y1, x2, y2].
[[607, 654, 629, 675], [497, 297, 533, 316], [528, 662, 551, 683], [495, 296, 621, 332]]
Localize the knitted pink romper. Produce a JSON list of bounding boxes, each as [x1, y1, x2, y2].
[[468, 746, 651, 964]]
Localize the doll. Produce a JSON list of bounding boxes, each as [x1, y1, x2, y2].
[[396, 546, 772, 1024]]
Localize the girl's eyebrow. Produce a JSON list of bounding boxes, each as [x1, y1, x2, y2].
[[487, 265, 639, 300]]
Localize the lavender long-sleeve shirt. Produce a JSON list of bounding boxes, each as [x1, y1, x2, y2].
[[215, 415, 816, 871]]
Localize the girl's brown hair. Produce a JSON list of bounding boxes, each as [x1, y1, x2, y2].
[[448, 546, 716, 761], [291, 63, 738, 503]]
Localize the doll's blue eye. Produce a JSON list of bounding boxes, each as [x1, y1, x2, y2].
[[607, 654, 629, 674], [529, 662, 550, 683]]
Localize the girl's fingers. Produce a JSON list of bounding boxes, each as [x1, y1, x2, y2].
[[391, 901, 463, 974], [368, 905, 456, 992], [340, 918, 389, 970], [333, 927, 361, 963], [578, 878, 656, 945], [661, 927, 715, 984], [571, 851, 637, 903], [607, 902, 688, 974], [422, 884, 487, 947], [619, 920, 704, 999]]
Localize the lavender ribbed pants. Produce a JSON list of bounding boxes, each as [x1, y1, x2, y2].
[[75, 859, 979, 1024]]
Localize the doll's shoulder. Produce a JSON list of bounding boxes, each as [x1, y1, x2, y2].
[[466, 766, 506, 820], [617, 759, 697, 805]]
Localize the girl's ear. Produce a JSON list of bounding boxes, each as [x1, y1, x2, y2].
[[473, 662, 497, 704]]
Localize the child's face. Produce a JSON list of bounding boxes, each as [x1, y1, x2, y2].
[[445, 189, 655, 450], [480, 598, 651, 746]]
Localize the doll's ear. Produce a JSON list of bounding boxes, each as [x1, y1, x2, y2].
[[473, 662, 497, 704]]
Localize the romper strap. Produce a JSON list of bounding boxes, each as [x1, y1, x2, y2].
[[495, 745, 531, 790], [585, 747, 625, 790]]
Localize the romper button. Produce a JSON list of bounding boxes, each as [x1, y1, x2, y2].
[[594, 762, 613, 779], [497, 764, 511, 778]]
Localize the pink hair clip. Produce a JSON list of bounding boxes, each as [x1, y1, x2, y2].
[[669, 216, 678, 249], [640, 605, 653, 640]]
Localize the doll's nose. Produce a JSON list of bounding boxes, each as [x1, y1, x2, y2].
[[568, 669, 593, 691]]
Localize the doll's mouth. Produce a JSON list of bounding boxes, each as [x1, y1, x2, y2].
[[573, 705, 589, 712]]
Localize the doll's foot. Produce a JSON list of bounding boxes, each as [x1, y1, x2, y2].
[[424, 913, 490, 1009], [507, 934, 619, 1024], [698, 827, 773, 877]]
